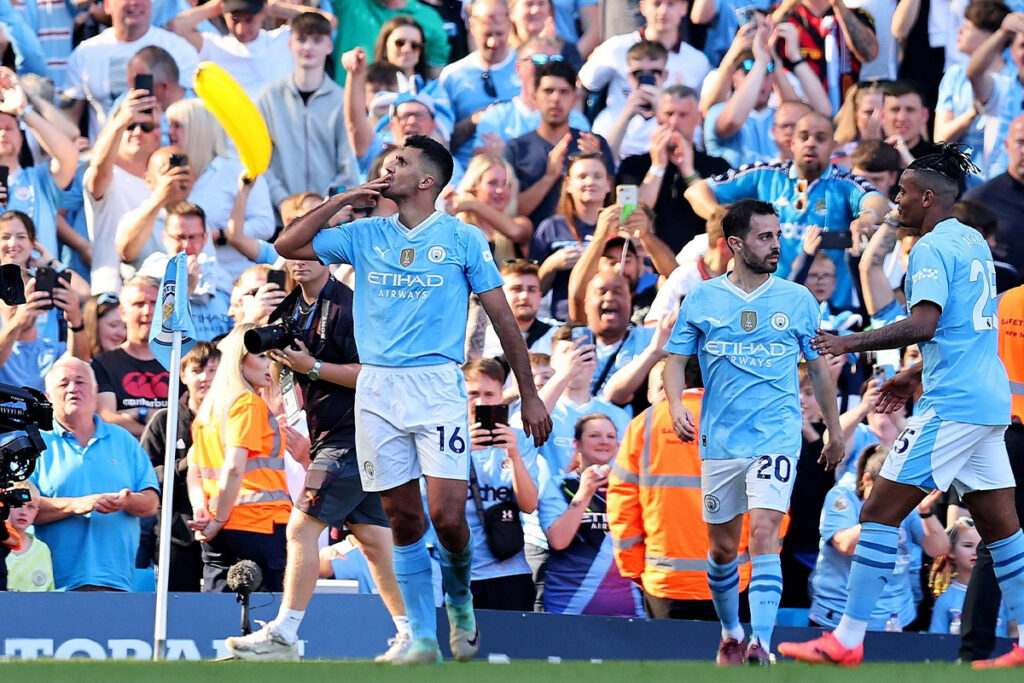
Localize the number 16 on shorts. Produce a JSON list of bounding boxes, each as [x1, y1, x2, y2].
[[701, 454, 798, 523]]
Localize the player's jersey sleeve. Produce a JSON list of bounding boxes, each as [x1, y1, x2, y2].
[[312, 223, 356, 265], [665, 287, 701, 355], [907, 241, 950, 311], [820, 486, 859, 544], [462, 225, 504, 294], [706, 164, 766, 204], [795, 288, 822, 361]]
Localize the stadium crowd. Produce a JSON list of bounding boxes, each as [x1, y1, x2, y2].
[[0, 0, 1022, 666]]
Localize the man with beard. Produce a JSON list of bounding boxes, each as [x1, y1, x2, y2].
[[662, 199, 844, 665], [685, 112, 890, 309], [274, 135, 551, 664], [481, 259, 556, 359]]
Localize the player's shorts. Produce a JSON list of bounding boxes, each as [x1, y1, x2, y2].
[[701, 455, 797, 524], [880, 408, 1012, 496], [294, 446, 389, 528], [355, 363, 470, 492]]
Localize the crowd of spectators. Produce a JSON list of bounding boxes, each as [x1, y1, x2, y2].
[[0, 0, 1022, 646]]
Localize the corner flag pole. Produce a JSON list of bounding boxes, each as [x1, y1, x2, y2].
[[153, 328, 183, 661]]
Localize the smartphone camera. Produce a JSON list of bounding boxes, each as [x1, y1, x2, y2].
[[168, 153, 188, 169], [474, 403, 510, 447]]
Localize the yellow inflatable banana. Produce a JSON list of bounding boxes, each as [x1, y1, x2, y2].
[[193, 61, 271, 179]]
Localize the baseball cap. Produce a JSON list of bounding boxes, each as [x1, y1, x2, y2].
[[389, 91, 437, 118], [222, 0, 266, 14]]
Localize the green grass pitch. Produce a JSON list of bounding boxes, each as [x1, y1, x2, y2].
[[1, 660, 1021, 682]]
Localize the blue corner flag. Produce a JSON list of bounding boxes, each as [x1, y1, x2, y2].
[[149, 252, 198, 370]]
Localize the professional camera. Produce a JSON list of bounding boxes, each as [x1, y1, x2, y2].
[[0, 383, 52, 521], [244, 317, 301, 354]]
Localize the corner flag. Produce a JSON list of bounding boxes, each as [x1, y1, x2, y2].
[[149, 252, 198, 370]]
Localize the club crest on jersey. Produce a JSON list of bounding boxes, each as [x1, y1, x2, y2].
[[399, 248, 415, 267], [363, 461, 375, 480], [704, 494, 721, 513], [428, 246, 446, 263], [771, 312, 790, 331], [740, 310, 757, 332]]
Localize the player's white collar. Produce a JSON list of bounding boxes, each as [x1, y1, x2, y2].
[[721, 272, 775, 301], [389, 211, 443, 239]]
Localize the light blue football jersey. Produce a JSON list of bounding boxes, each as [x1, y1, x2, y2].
[[905, 218, 1010, 425], [665, 274, 821, 460], [312, 211, 504, 367]]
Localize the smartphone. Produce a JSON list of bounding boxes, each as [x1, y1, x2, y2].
[[0, 165, 8, 198], [267, 269, 287, 291], [327, 185, 346, 197], [819, 229, 853, 250], [34, 267, 70, 310], [134, 74, 154, 115], [475, 403, 509, 446], [168, 153, 188, 168], [734, 5, 758, 26], [617, 184, 638, 223], [571, 326, 594, 347]]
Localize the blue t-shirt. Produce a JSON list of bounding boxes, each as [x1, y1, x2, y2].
[[438, 51, 520, 163], [707, 161, 882, 309], [592, 325, 656, 403], [810, 481, 919, 630], [538, 471, 643, 616], [312, 211, 504, 367], [981, 71, 1024, 178], [0, 335, 63, 391], [704, 103, 778, 169], [466, 430, 540, 580], [701, 0, 774, 64], [552, 0, 598, 43], [936, 64, 989, 169], [541, 396, 631, 474], [929, 582, 1011, 635], [8, 164, 60, 257], [31, 417, 160, 591], [473, 96, 590, 153], [666, 274, 820, 460], [905, 219, 1010, 424], [529, 215, 595, 322]]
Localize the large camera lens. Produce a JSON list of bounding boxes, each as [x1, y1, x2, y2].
[[244, 323, 292, 354]]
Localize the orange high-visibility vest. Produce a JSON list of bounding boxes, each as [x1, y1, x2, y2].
[[191, 393, 291, 534], [998, 286, 1024, 423], [608, 389, 755, 600]]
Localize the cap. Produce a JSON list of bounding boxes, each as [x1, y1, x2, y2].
[[222, 0, 266, 14], [605, 235, 638, 255], [389, 91, 437, 118]]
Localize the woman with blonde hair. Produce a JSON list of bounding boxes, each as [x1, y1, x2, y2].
[[832, 81, 887, 164], [187, 323, 292, 592], [166, 99, 275, 280], [450, 154, 533, 263]]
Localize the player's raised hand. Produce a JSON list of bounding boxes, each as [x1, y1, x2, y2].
[[818, 434, 844, 471], [669, 400, 696, 442], [876, 367, 921, 413], [519, 393, 552, 448], [334, 178, 389, 210], [810, 328, 850, 356]]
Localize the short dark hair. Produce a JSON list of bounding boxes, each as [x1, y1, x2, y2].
[[291, 11, 331, 37], [404, 135, 453, 195], [462, 358, 506, 385], [851, 139, 902, 173], [964, 0, 1011, 34], [906, 142, 978, 199], [167, 201, 207, 229], [182, 340, 221, 373], [500, 259, 540, 278], [533, 60, 578, 91], [366, 60, 402, 89], [0, 209, 36, 241], [883, 79, 925, 103], [626, 39, 668, 63], [131, 46, 180, 85], [953, 200, 999, 239], [722, 199, 776, 241], [574, 413, 617, 441], [661, 84, 697, 102]]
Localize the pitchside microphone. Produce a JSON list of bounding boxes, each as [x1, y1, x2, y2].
[[227, 560, 263, 635]]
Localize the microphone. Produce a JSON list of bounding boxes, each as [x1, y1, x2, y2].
[[227, 560, 263, 635]]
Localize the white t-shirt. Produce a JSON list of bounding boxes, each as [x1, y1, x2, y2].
[[644, 260, 707, 325], [592, 109, 658, 161], [65, 26, 200, 140], [579, 31, 711, 119], [85, 164, 150, 294], [199, 26, 294, 99]]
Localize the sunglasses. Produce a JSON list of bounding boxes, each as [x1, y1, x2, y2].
[[127, 121, 156, 133], [481, 70, 497, 98], [525, 54, 564, 66], [501, 258, 540, 266], [394, 38, 423, 51], [741, 59, 774, 73]]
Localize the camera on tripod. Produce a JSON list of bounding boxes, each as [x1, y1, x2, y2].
[[0, 384, 52, 521], [243, 317, 301, 354]]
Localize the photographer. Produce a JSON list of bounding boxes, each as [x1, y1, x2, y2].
[[225, 256, 410, 662]]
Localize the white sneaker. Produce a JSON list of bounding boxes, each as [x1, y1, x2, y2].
[[374, 633, 411, 663], [446, 601, 480, 662], [225, 622, 299, 661], [392, 637, 442, 665]]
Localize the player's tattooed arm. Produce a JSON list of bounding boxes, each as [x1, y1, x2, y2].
[[812, 301, 940, 354]]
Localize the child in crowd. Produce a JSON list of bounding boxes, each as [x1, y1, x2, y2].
[[5, 482, 55, 592]]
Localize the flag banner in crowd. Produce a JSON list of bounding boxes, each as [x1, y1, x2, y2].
[[149, 252, 198, 371]]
